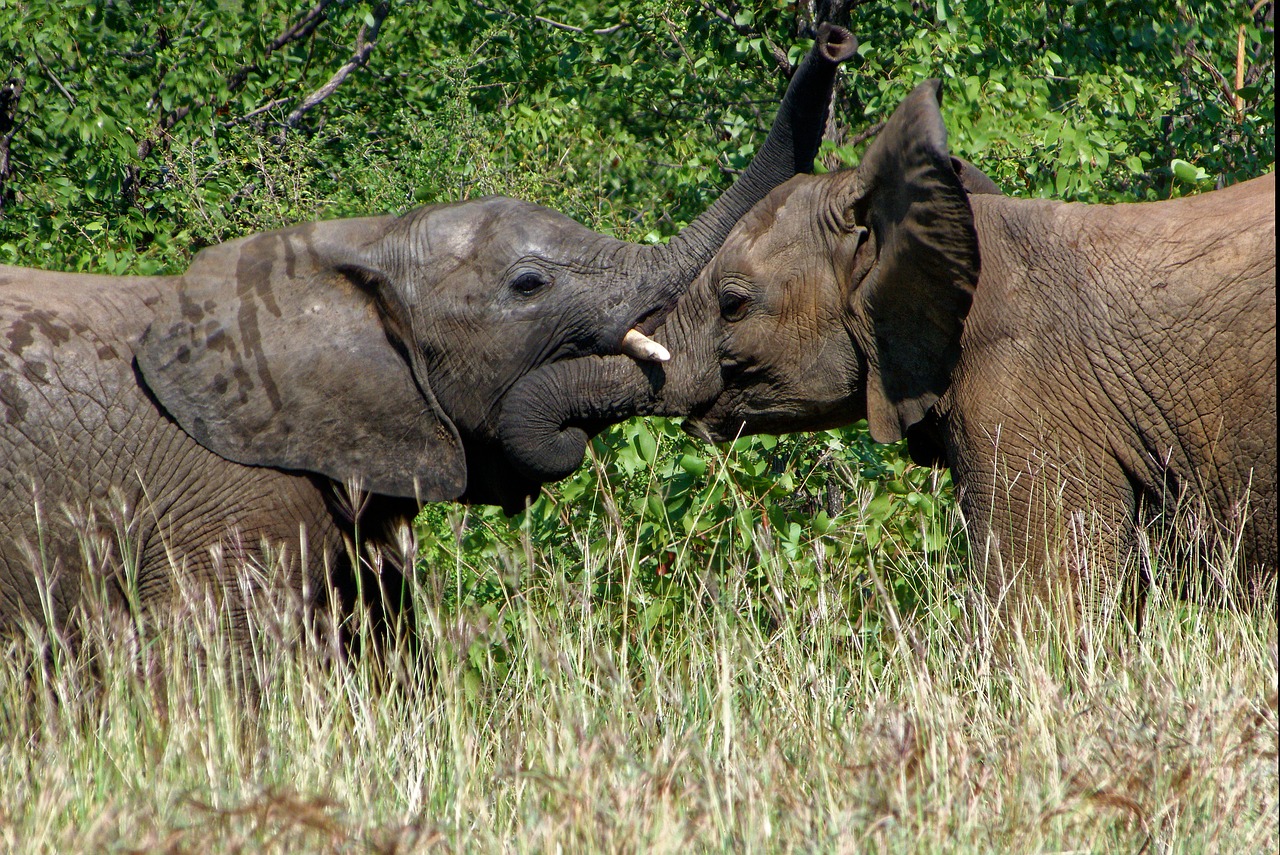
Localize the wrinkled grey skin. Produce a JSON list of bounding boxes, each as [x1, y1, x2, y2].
[[0, 26, 856, 636], [504, 81, 1277, 610]]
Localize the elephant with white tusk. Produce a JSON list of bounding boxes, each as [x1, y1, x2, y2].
[[503, 80, 1276, 619], [0, 26, 857, 639]]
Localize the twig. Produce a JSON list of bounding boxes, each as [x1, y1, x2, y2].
[[281, 1, 390, 133], [1182, 40, 1239, 112], [226, 97, 292, 128], [472, 2, 627, 37], [532, 15, 626, 35], [33, 52, 76, 107]]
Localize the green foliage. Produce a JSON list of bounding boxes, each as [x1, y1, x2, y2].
[[835, 0, 1274, 200], [2, 1, 1273, 625], [418, 417, 961, 639], [0, 0, 808, 268]]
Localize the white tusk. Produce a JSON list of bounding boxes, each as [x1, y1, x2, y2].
[[620, 328, 671, 363]]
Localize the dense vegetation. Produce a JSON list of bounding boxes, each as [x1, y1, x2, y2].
[[1, 2, 1275, 849]]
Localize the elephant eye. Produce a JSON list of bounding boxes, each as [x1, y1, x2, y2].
[[511, 271, 550, 296], [719, 284, 751, 323]]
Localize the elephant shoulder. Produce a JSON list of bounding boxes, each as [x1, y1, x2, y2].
[[1, 269, 174, 429], [1, 268, 170, 359]]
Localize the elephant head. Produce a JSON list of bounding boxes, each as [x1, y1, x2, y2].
[[136, 25, 856, 513], [498, 80, 981, 473]]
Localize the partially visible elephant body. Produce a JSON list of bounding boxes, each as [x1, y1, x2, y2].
[[539, 82, 1276, 614], [0, 25, 856, 638], [939, 174, 1276, 598], [0, 268, 349, 634]]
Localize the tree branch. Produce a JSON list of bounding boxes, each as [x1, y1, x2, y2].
[[226, 1, 339, 102], [532, 15, 626, 35], [270, 0, 339, 52], [471, 2, 627, 37], [226, 97, 292, 128], [280, 1, 390, 134], [34, 52, 76, 107], [0, 76, 24, 209], [1182, 39, 1241, 113]]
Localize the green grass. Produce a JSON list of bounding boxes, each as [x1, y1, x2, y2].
[[0, 470, 1275, 853]]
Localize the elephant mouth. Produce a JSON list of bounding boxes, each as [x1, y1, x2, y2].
[[457, 433, 580, 514], [629, 301, 678, 338], [680, 416, 727, 445], [685, 398, 869, 446]]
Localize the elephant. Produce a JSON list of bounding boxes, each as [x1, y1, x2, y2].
[[0, 25, 857, 639], [500, 80, 1276, 615]]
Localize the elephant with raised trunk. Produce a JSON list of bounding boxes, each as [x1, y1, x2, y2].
[[503, 81, 1276, 613], [0, 26, 856, 636]]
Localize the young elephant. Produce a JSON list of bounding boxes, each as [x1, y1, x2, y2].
[[0, 27, 856, 638], [503, 81, 1277, 611]]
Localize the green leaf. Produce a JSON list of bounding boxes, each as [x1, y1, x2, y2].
[[677, 454, 707, 478], [1171, 158, 1208, 183], [635, 426, 658, 465]]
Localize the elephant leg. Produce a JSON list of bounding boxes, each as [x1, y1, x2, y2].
[[952, 422, 1145, 636]]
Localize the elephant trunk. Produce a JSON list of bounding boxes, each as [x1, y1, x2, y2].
[[499, 305, 718, 483], [499, 25, 856, 486], [627, 24, 855, 333]]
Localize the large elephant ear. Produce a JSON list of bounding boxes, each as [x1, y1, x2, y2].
[[950, 156, 1003, 196], [136, 217, 467, 500], [844, 79, 980, 443]]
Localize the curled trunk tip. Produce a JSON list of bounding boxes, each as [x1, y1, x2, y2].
[[816, 23, 857, 64]]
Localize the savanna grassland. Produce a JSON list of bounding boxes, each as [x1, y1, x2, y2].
[[1, 1, 1276, 852], [1, 462, 1275, 851]]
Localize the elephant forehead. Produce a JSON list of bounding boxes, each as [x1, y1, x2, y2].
[[722, 211, 811, 274], [729, 177, 831, 258], [404, 196, 606, 264]]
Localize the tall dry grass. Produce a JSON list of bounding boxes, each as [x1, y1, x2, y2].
[[0, 477, 1275, 853]]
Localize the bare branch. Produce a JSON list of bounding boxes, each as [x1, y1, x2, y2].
[[532, 15, 626, 35], [281, 1, 390, 134], [698, 1, 792, 75]]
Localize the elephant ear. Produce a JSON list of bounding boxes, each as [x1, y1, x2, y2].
[[136, 217, 467, 501], [950, 156, 1003, 196], [844, 79, 980, 443]]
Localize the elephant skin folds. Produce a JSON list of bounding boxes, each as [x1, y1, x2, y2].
[[0, 268, 348, 637]]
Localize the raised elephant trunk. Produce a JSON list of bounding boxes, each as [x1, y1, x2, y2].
[[622, 24, 855, 336], [495, 27, 854, 486]]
